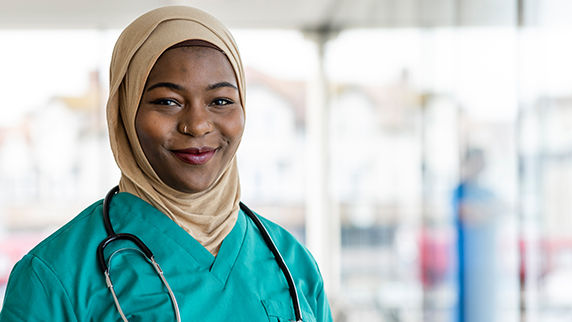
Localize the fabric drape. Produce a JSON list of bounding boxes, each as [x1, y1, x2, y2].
[[106, 6, 246, 255]]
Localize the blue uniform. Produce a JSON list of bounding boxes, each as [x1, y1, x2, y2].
[[0, 192, 332, 321]]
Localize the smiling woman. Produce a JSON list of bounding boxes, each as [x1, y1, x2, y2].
[[0, 6, 332, 322], [136, 44, 245, 194]]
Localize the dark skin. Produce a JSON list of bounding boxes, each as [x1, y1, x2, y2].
[[136, 46, 245, 193]]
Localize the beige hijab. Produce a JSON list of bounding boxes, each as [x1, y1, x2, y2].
[[106, 6, 246, 255]]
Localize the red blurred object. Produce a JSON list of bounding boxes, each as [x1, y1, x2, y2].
[[419, 227, 453, 288]]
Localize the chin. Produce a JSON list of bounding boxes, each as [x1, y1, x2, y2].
[[162, 171, 219, 194]]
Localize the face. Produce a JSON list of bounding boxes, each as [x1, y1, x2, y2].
[[136, 46, 244, 194]]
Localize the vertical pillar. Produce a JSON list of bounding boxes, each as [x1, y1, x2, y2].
[[516, 1, 541, 321], [304, 28, 340, 301]]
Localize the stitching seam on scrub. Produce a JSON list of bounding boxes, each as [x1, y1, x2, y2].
[[27, 254, 80, 321]]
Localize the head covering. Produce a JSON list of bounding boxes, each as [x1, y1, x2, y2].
[[106, 5, 246, 255]]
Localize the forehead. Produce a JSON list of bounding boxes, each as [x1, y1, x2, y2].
[[147, 46, 237, 83]]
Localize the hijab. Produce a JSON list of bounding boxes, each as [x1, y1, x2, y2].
[[106, 6, 246, 255]]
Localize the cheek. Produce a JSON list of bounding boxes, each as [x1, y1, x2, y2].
[[135, 114, 153, 149], [135, 112, 170, 156], [224, 111, 245, 143]]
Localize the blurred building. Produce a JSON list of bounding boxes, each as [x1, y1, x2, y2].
[[4, 1, 572, 321]]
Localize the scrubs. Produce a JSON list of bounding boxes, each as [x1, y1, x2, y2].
[[0, 193, 332, 322]]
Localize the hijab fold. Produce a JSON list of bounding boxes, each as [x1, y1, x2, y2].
[[107, 6, 246, 255]]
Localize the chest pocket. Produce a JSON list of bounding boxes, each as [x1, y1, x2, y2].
[[261, 299, 317, 322]]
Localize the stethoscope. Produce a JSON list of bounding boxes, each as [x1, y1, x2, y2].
[[97, 186, 303, 322]]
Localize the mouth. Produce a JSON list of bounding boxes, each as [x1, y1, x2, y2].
[[172, 147, 217, 165]]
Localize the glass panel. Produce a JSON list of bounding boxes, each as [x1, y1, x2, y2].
[[4, 2, 572, 322], [326, 25, 521, 322], [519, 1, 572, 320]]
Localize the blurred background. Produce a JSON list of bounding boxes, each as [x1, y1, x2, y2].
[[1, 0, 572, 321]]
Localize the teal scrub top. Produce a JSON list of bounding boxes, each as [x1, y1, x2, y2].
[[0, 192, 332, 322]]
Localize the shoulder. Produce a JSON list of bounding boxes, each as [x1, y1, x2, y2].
[[29, 199, 104, 256], [10, 198, 109, 288], [1, 193, 160, 320], [240, 205, 322, 282], [8, 193, 154, 288], [28, 192, 152, 259], [244, 207, 312, 258], [0, 199, 106, 321]]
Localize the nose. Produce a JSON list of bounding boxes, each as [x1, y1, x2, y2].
[[178, 104, 213, 137]]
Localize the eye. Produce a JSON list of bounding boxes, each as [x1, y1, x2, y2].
[[211, 98, 234, 106], [151, 98, 181, 106]]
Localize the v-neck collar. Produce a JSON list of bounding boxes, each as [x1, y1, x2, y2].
[[209, 209, 247, 284], [109, 192, 248, 286]]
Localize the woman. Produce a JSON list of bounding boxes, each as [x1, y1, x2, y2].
[[0, 6, 332, 322]]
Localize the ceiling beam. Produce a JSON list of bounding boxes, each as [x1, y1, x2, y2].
[[0, 0, 519, 30]]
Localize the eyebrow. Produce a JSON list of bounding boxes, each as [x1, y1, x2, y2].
[[145, 81, 238, 92], [207, 81, 238, 91], [146, 82, 184, 92]]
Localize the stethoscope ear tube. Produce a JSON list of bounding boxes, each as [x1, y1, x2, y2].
[[103, 185, 120, 236], [239, 202, 304, 322], [98, 186, 181, 322], [97, 185, 155, 273]]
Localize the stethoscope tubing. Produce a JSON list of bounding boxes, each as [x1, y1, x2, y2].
[[98, 186, 181, 322], [239, 202, 303, 322], [98, 186, 303, 322]]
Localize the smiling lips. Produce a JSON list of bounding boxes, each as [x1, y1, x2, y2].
[[172, 147, 217, 165]]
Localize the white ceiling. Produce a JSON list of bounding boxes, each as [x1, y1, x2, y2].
[[0, 0, 519, 30]]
